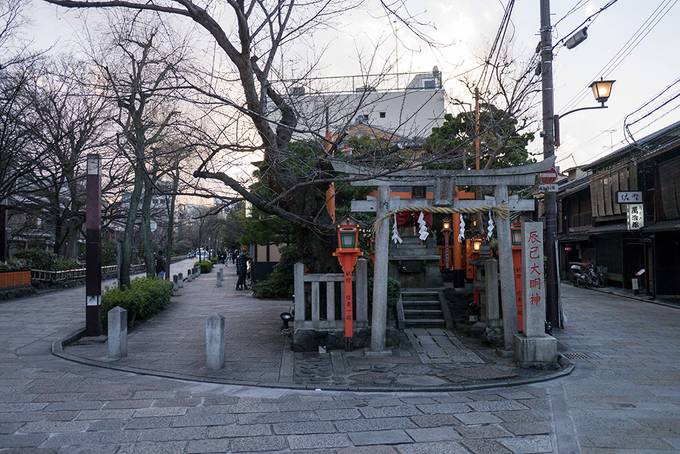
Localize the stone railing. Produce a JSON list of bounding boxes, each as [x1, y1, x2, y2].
[[293, 259, 368, 333]]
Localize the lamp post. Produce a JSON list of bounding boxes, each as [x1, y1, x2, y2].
[[333, 219, 362, 351], [85, 154, 102, 336], [554, 78, 615, 147], [441, 220, 452, 270]]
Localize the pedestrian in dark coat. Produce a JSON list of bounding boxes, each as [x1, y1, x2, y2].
[[235, 250, 249, 290]]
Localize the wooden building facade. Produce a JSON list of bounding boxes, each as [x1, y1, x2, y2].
[[557, 120, 680, 297]]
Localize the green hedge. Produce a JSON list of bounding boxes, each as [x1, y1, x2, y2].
[[13, 249, 80, 271], [101, 277, 173, 329], [0, 259, 30, 272], [195, 260, 213, 273]]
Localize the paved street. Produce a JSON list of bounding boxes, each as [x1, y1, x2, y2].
[[1, 264, 679, 453], [64, 265, 540, 389]]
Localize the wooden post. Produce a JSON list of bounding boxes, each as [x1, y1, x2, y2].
[[495, 184, 517, 350], [294, 262, 305, 326], [371, 185, 390, 351]]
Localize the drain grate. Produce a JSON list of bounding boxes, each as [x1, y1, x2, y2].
[[563, 351, 600, 360]]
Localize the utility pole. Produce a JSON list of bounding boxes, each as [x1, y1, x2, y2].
[[540, 0, 560, 328]]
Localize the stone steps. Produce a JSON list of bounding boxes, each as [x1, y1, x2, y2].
[[401, 291, 446, 328]]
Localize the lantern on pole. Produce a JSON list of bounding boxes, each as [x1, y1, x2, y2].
[[441, 219, 452, 270], [333, 219, 362, 351]]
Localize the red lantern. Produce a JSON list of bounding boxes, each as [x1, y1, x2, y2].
[[333, 219, 362, 350]]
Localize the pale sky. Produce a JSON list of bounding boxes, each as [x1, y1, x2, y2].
[[29, 0, 680, 171]]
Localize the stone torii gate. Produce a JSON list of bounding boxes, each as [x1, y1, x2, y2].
[[331, 157, 556, 352]]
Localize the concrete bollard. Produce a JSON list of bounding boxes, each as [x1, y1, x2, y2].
[[178, 272, 184, 288], [205, 314, 225, 370], [172, 274, 179, 290], [216, 269, 223, 287], [107, 306, 127, 358], [187, 268, 193, 281]]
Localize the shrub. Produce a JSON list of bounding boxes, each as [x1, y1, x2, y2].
[[195, 260, 213, 273], [101, 277, 173, 329], [13, 248, 80, 271], [0, 259, 30, 272]]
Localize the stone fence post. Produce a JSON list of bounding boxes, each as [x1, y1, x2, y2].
[[206, 314, 225, 370], [356, 257, 368, 322], [107, 306, 127, 359], [293, 262, 305, 326]]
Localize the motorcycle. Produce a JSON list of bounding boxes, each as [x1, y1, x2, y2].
[[570, 263, 604, 288]]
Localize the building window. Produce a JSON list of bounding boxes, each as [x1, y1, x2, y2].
[[379, 112, 386, 118], [422, 78, 436, 89], [412, 186, 426, 199]]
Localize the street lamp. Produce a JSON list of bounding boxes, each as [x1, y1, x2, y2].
[[554, 78, 615, 147], [441, 220, 452, 270], [590, 78, 615, 106]]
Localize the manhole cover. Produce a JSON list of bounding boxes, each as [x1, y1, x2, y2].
[[563, 351, 599, 360]]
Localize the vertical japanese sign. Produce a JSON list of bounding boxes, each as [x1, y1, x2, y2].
[[626, 204, 644, 230], [521, 222, 545, 337]]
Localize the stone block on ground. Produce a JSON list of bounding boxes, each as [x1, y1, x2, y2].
[[205, 314, 225, 370], [513, 334, 557, 368], [107, 306, 127, 359]]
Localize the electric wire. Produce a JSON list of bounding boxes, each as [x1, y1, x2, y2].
[[553, 0, 620, 50], [559, 0, 678, 113], [553, 0, 589, 28]]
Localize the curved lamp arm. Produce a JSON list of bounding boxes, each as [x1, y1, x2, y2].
[[554, 105, 608, 148]]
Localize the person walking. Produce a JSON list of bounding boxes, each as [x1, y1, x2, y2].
[[155, 252, 166, 280], [235, 249, 249, 290]]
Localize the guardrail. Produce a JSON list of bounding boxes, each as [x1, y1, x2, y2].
[[30, 255, 188, 284], [31, 264, 147, 283]]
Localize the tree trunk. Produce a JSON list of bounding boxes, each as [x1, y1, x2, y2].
[[140, 177, 155, 278], [164, 167, 180, 280], [119, 163, 144, 288]]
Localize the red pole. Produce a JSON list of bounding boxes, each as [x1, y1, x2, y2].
[[343, 266, 353, 340]]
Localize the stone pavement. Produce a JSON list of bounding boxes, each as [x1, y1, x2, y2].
[[64, 265, 548, 390], [0, 260, 678, 452]]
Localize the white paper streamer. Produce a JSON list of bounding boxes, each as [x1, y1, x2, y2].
[[392, 214, 403, 244], [417, 212, 429, 241], [487, 210, 495, 240]]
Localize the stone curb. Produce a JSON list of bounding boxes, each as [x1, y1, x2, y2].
[[586, 286, 680, 310], [52, 327, 574, 393]]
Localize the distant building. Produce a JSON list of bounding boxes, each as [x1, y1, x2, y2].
[[270, 67, 446, 141]]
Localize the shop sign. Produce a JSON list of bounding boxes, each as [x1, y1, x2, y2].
[[617, 191, 642, 204], [626, 204, 644, 230]]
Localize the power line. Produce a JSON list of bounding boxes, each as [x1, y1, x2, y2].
[[477, 0, 515, 92], [554, 0, 589, 28], [553, 0, 620, 50], [559, 0, 678, 113]]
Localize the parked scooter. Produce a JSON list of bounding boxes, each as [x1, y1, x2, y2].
[[570, 263, 604, 288]]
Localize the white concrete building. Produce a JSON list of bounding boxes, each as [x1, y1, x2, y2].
[[270, 68, 446, 140]]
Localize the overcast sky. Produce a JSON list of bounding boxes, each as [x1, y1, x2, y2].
[[30, 0, 680, 170]]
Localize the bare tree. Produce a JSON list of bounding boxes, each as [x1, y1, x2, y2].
[[25, 59, 110, 257], [0, 0, 41, 206], [90, 15, 186, 286]]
